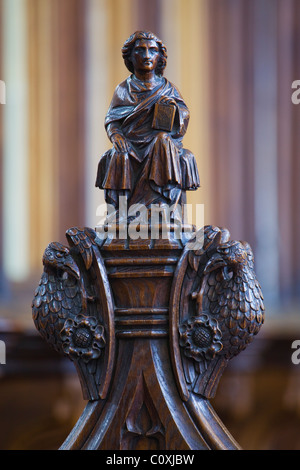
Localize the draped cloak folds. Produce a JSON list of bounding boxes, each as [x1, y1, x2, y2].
[[95, 75, 200, 207]]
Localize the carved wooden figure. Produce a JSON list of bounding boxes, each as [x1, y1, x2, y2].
[[32, 31, 265, 450], [95, 31, 200, 215]]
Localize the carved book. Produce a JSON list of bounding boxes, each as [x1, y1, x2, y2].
[[152, 102, 176, 131]]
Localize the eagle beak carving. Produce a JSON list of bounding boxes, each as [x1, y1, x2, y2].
[[65, 255, 80, 279], [203, 253, 227, 274]]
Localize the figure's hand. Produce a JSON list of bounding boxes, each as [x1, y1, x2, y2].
[[111, 133, 130, 153], [158, 96, 177, 107]]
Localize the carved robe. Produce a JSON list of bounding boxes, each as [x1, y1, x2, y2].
[[95, 75, 200, 207]]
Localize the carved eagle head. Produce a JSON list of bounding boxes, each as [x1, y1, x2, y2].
[[42, 242, 80, 279], [204, 240, 253, 278]]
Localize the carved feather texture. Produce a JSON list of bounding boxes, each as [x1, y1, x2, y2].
[[66, 227, 97, 270], [200, 241, 265, 360], [179, 229, 265, 398], [32, 272, 82, 354], [32, 235, 108, 401], [32, 242, 83, 354]]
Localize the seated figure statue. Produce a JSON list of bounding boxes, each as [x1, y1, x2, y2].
[[95, 30, 200, 219]]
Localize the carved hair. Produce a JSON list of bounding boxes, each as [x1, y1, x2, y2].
[[122, 31, 167, 76]]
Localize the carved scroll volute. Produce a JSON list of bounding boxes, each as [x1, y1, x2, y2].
[[32, 227, 115, 402], [65, 227, 115, 400], [169, 225, 265, 402]]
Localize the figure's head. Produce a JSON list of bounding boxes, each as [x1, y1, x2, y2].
[[122, 31, 167, 76]]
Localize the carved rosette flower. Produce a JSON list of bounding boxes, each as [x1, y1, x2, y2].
[[60, 314, 105, 363], [179, 314, 223, 362]]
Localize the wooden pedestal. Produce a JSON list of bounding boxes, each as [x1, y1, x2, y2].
[[33, 223, 264, 450], [59, 236, 240, 450]]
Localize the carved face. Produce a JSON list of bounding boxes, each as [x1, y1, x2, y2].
[[130, 39, 160, 75]]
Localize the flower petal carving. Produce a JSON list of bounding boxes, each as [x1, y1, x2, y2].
[[179, 314, 223, 362], [60, 314, 105, 363]]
